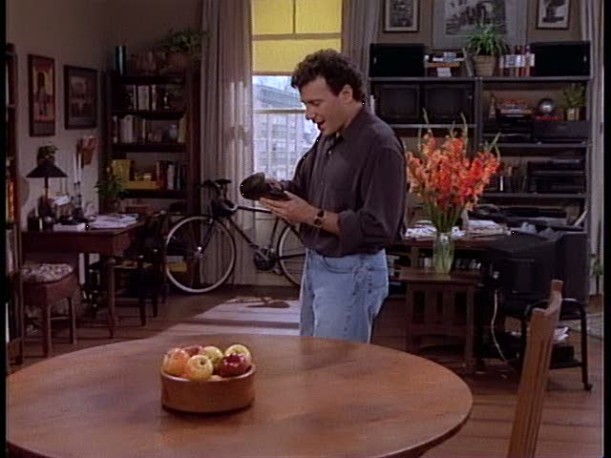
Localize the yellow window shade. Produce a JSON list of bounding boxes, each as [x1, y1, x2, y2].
[[254, 38, 341, 74], [295, 0, 341, 34], [252, 0, 294, 35]]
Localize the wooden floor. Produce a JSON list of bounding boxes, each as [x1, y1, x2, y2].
[[11, 285, 603, 458]]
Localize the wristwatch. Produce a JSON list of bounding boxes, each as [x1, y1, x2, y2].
[[313, 209, 325, 228]]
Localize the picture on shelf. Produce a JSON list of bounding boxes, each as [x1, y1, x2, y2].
[[537, 0, 570, 29], [433, 0, 526, 50], [28, 54, 55, 136], [384, 0, 419, 32], [64, 65, 98, 129]]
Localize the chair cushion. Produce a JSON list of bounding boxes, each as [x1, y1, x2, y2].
[[22, 263, 74, 284]]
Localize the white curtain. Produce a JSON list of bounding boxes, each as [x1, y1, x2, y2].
[[200, 0, 255, 285], [341, 0, 381, 100], [581, 0, 604, 294]]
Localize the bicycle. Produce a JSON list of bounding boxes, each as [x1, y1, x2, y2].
[[164, 178, 306, 294]]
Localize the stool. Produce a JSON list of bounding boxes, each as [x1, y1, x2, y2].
[[399, 268, 479, 373], [22, 263, 80, 357]]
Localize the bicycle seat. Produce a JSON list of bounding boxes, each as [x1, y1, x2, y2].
[[239, 172, 289, 201]]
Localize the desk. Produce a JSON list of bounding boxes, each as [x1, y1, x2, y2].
[[21, 223, 143, 337], [7, 334, 473, 458]]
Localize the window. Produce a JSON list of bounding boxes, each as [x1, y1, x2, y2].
[[252, 0, 342, 179]]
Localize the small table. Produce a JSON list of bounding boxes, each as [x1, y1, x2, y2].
[[21, 222, 144, 337], [7, 334, 473, 458], [397, 268, 480, 373]]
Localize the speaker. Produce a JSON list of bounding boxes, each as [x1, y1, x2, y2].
[[530, 41, 590, 77], [369, 43, 425, 77]]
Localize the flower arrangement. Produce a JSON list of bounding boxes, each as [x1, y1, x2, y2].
[[405, 114, 501, 272], [406, 116, 501, 234]]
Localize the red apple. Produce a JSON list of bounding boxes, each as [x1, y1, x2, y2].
[[224, 343, 253, 368], [161, 347, 190, 376], [217, 353, 250, 377], [183, 345, 204, 357], [184, 354, 214, 381], [199, 345, 224, 371]]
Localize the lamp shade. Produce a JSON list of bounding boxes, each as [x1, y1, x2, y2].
[[26, 161, 67, 178]]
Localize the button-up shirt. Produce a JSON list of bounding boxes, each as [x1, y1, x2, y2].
[[281, 107, 406, 257]]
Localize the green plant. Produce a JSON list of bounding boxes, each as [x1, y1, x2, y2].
[[464, 24, 508, 57], [561, 84, 586, 108], [159, 28, 206, 59], [95, 167, 127, 201]]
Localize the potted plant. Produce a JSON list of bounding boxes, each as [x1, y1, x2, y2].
[[158, 28, 206, 71], [95, 167, 127, 213], [464, 24, 508, 77], [561, 83, 586, 121]]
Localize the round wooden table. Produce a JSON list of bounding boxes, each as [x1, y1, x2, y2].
[[8, 334, 473, 458]]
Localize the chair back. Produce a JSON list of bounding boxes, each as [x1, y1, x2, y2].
[[507, 279, 563, 458]]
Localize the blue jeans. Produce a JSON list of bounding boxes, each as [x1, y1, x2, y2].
[[299, 249, 389, 343]]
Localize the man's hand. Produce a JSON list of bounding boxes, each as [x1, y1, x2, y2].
[[260, 191, 317, 225]]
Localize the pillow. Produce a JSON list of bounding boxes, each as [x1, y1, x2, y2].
[[21, 263, 74, 284]]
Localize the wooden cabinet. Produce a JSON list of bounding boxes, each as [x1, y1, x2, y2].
[[5, 43, 25, 369], [105, 71, 201, 215], [370, 75, 591, 230]]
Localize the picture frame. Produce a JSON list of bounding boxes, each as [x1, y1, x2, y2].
[[432, 0, 526, 50], [64, 65, 98, 129], [537, 0, 570, 30], [28, 54, 55, 136], [384, 0, 419, 33]]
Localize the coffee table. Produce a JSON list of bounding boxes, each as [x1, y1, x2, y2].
[[8, 334, 473, 457]]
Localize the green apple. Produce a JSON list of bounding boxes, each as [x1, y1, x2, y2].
[[184, 354, 214, 381], [199, 345, 224, 371]]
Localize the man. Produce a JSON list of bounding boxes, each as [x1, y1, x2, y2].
[[260, 49, 406, 343]]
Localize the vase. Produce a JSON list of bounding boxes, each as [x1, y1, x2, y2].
[[433, 231, 455, 274]]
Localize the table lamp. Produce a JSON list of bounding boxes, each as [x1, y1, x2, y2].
[[26, 159, 68, 229]]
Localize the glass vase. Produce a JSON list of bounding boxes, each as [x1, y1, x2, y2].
[[433, 231, 455, 274]]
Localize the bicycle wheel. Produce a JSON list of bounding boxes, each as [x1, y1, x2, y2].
[[165, 216, 236, 294], [276, 223, 306, 287]]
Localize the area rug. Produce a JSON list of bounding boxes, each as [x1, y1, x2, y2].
[[192, 296, 300, 329], [560, 312, 603, 340]]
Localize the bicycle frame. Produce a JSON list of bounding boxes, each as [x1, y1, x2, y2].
[[220, 203, 284, 252]]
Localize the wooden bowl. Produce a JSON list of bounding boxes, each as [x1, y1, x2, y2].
[[160, 365, 256, 414]]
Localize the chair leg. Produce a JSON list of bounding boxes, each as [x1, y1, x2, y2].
[[42, 306, 52, 358], [68, 297, 77, 345], [579, 307, 592, 391]]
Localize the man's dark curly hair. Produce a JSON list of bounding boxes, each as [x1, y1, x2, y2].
[[291, 49, 365, 103]]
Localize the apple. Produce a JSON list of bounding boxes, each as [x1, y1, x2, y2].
[[199, 345, 224, 371], [183, 345, 204, 357], [224, 343, 253, 368], [217, 353, 250, 377], [161, 347, 190, 376], [184, 354, 214, 381]]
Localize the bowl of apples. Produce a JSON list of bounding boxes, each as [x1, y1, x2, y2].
[[160, 343, 255, 413]]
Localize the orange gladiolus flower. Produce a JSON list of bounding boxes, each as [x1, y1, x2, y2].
[[406, 122, 501, 233]]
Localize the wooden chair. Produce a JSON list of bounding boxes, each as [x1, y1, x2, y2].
[[85, 212, 167, 326], [507, 279, 563, 458], [21, 258, 80, 357]]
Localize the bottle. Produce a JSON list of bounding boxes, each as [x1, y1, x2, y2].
[[488, 93, 497, 120], [513, 45, 522, 77], [526, 45, 535, 77], [515, 45, 524, 77]]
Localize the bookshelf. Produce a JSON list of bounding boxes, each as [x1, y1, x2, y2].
[[5, 43, 25, 369], [105, 71, 201, 214]]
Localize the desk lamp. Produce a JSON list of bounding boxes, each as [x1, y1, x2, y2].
[[26, 159, 68, 228]]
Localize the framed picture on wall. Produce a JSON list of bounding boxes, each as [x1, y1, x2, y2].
[[384, 0, 419, 32], [537, 0, 570, 29], [28, 54, 55, 136], [432, 0, 526, 50], [64, 65, 98, 129]]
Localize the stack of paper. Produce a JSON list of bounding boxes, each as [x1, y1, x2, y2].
[[89, 213, 138, 229]]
